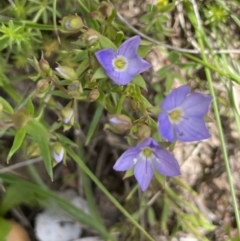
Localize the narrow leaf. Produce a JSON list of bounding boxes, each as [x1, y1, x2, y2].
[[98, 34, 117, 50], [25, 119, 53, 180], [85, 105, 103, 145], [26, 98, 34, 115], [132, 75, 147, 90], [7, 128, 26, 162], [0, 97, 14, 114], [55, 133, 78, 147], [91, 67, 107, 80]]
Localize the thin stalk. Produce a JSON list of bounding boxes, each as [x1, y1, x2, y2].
[[196, 30, 240, 233], [73, 100, 104, 227], [182, 53, 240, 84], [53, 0, 61, 44], [77, 0, 90, 13], [27, 164, 47, 188], [116, 94, 126, 114], [0, 18, 56, 30], [66, 147, 155, 241]]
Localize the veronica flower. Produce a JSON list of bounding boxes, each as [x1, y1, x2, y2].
[[95, 35, 151, 85], [158, 85, 212, 142], [113, 138, 180, 191]]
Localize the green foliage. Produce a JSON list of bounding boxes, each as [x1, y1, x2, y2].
[[0, 218, 11, 240], [25, 119, 53, 179], [0, 20, 30, 51], [0, 0, 240, 240]]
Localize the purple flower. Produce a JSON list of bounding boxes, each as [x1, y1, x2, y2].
[[158, 85, 212, 142], [95, 35, 151, 85], [113, 138, 180, 191]]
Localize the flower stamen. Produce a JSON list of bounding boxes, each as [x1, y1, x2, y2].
[[112, 56, 128, 71], [169, 109, 182, 122], [142, 147, 153, 158]]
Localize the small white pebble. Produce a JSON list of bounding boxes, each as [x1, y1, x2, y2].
[[35, 190, 90, 241]]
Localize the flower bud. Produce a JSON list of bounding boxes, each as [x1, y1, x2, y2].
[[28, 55, 41, 72], [89, 11, 102, 21], [55, 65, 78, 81], [60, 107, 74, 126], [107, 114, 132, 134], [89, 55, 99, 69], [88, 89, 100, 102], [84, 71, 93, 82], [136, 124, 151, 141], [67, 81, 83, 98], [36, 79, 50, 98], [39, 53, 51, 75], [82, 29, 99, 45], [61, 15, 84, 31], [130, 99, 140, 112], [156, 0, 168, 10], [52, 142, 65, 164], [26, 143, 40, 158], [99, 1, 114, 18], [12, 110, 30, 128]]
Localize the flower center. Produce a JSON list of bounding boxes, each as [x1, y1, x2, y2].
[[169, 109, 182, 122], [113, 56, 128, 71], [142, 147, 153, 158]]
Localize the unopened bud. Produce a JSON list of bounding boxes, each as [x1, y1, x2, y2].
[[27, 143, 40, 158], [67, 81, 83, 98], [82, 29, 99, 45], [39, 53, 51, 75], [99, 1, 114, 18], [137, 124, 151, 141], [60, 107, 74, 125], [52, 142, 65, 164], [108, 114, 132, 134], [61, 15, 84, 31], [84, 71, 93, 82], [36, 79, 50, 98], [12, 110, 30, 128], [89, 55, 99, 69], [28, 56, 41, 72], [89, 11, 102, 21], [55, 65, 78, 81], [130, 99, 140, 112], [88, 89, 100, 102]]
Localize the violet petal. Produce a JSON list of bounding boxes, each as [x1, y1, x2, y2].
[[175, 117, 211, 142], [118, 36, 141, 58], [153, 149, 180, 176], [158, 113, 175, 142], [136, 138, 154, 148], [113, 146, 140, 171], [161, 85, 190, 111], [106, 69, 133, 85], [181, 93, 212, 117], [95, 49, 115, 72], [134, 158, 154, 191], [126, 57, 151, 76]]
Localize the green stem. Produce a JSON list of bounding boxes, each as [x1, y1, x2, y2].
[[77, 0, 90, 13], [183, 53, 240, 84], [49, 77, 69, 95], [116, 94, 126, 114], [53, 0, 61, 44], [66, 147, 155, 241], [74, 100, 104, 226], [196, 30, 240, 234], [0, 19, 56, 31]]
